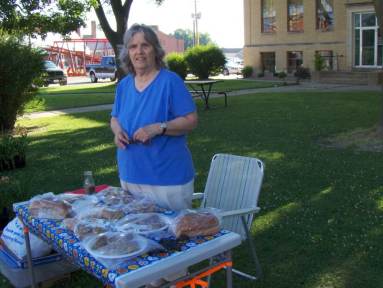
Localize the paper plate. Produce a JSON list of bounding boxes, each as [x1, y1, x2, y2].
[[84, 232, 147, 259]]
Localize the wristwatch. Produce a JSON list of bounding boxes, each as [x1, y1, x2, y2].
[[160, 122, 167, 135]]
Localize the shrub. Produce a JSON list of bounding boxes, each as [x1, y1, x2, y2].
[[314, 53, 326, 71], [185, 45, 226, 79], [0, 175, 25, 219], [294, 66, 311, 82], [0, 31, 44, 132], [277, 71, 287, 79], [242, 66, 253, 78], [165, 52, 188, 80], [0, 128, 28, 171]]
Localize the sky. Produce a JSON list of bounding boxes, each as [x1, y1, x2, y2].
[[91, 0, 244, 48]]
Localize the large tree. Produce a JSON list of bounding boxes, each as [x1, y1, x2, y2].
[[0, 0, 164, 78], [92, 0, 163, 78], [0, 0, 89, 39], [374, 0, 383, 135], [171, 28, 213, 50]]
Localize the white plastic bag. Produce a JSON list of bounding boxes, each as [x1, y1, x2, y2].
[[0, 217, 52, 259]]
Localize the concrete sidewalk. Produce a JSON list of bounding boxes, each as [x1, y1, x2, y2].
[[22, 82, 381, 120]]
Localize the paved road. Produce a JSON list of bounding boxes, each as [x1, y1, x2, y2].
[[22, 81, 381, 120]]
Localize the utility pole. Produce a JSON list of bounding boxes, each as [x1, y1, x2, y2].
[[191, 0, 201, 46]]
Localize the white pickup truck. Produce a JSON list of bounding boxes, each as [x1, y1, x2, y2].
[[86, 56, 117, 83]]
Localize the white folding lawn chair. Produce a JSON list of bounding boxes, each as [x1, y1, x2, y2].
[[193, 153, 264, 282]]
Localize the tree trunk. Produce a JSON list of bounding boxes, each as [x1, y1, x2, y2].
[[93, 0, 133, 80]]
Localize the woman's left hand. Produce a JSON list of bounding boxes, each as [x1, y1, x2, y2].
[[133, 124, 161, 144]]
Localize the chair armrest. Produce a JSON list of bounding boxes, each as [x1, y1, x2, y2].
[[219, 207, 260, 218], [192, 192, 204, 200]]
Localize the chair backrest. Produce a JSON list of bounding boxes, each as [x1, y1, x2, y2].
[[201, 154, 264, 239]]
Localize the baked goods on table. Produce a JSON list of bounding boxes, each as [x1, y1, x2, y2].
[[25, 188, 223, 265], [172, 210, 221, 238], [123, 197, 167, 214], [29, 193, 72, 220], [96, 187, 135, 207], [74, 219, 109, 240], [84, 232, 146, 259], [117, 213, 169, 235]]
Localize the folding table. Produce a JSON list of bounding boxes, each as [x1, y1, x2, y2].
[[13, 195, 241, 288]]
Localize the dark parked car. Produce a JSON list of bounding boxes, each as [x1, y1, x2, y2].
[[42, 60, 67, 86]]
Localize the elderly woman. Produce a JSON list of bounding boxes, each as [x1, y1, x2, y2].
[[110, 24, 198, 211], [111, 25, 196, 287]]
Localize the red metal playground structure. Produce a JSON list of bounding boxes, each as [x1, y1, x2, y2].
[[45, 38, 114, 76]]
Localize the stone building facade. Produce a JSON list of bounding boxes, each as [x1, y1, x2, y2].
[[243, 0, 382, 75]]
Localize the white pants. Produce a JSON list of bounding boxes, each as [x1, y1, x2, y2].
[[120, 179, 194, 211]]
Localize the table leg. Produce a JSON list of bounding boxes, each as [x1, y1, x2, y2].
[[226, 251, 233, 288], [21, 219, 37, 288], [200, 83, 214, 110]]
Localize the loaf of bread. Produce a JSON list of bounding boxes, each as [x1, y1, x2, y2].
[[29, 199, 72, 220], [174, 212, 220, 238]]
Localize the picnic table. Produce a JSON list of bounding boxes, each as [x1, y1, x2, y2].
[[13, 186, 242, 288], [185, 80, 228, 109]]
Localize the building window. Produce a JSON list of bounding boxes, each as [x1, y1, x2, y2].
[[354, 12, 382, 67], [315, 50, 333, 70], [316, 0, 334, 31], [262, 0, 276, 33], [261, 52, 276, 73], [288, 0, 304, 32], [287, 51, 303, 73]]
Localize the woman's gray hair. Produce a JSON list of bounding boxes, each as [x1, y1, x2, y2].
[[119, 24, 166, 74]]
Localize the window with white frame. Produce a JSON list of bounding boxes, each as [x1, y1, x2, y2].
[[354, 12, 382, 67]]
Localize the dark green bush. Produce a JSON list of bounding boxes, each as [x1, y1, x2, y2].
[[277, 71, 287, 79], [242, 66, 253, 78], [166, 52, 188, 80], [184, 45, 226, 79], [0, 175, 25, 218], [314, 53, 326, 71], [0, 31, 44, 132], [294, 67, 311, 80]]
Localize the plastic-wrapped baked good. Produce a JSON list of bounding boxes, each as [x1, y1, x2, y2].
[[75, 206, 125, 221], [123, 197, 166, 214], [61, 217, 78, 231], [73, 219, 109, 240], [96, 187, 135, 207], [116, 213, 169, 235], [171, 210, 221, 238], [83, 232, 146, 259], [57, 193, 87, 204], [29, 193, 72, 220]]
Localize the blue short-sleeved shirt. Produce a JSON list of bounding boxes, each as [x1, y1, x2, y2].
[[111, 68, 196, 185]]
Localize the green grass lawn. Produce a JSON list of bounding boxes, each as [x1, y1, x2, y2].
[[1, 91, 383, 287], [24, 79, 282, 113]]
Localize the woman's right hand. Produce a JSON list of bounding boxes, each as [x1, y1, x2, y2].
[[111, 117, 130, 149], [114, 130, 130, 149]]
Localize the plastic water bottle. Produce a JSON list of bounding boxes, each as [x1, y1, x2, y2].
[[83, 171, 96, 195]]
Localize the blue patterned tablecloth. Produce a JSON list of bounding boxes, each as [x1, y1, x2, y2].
[[14, 202, 231, 287]]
